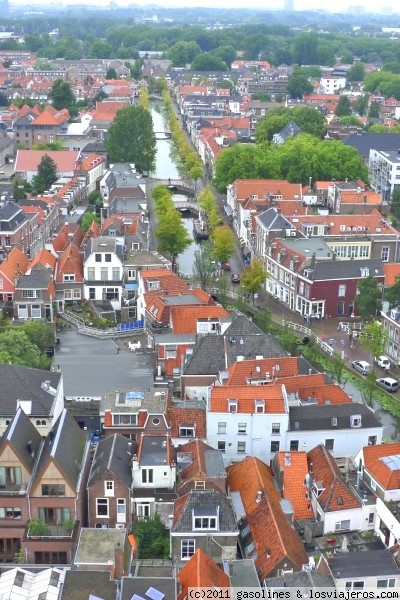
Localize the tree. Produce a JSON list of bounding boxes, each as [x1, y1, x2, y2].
[[48, 78, 75, 112], [329, 353, 348, 387], [87, 190, 101, 205], [213, 144, 263, 193], [22, 322, 55, 354], [358, 320, 389, 360], [191, 53, 227, 71], [211, 226, 236, 264], [335, 95, 352, 117], [0, 329, 50, 369], [354, 276, 382, 318], [390, 187, 400, 218], [32, 154, 58, 194], [167, 41, 201, 67], [359, 372, 377, 407], [105, 106, 156, 174], [105, 67, 118, 80], [287, 66, 313, 98], [353, 95, 369, 117], [89, 40, 112, 59], [155, 206, 191, 264], [132, 515, 169, 559], [386, 275, 400, 306], [346, 62, 365, 82], [192, 242, 215, 291], [240, 258, 268, 304], [198, 186, 221, 232], [81, 212, 100, 232], [32, 140, 64, 151]]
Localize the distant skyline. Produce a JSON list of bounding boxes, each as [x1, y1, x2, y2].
[[9, 0, 400, 13]]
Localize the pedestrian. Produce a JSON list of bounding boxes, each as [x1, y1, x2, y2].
[[349, 332, 353, 342], [385, 364, 390, 375]]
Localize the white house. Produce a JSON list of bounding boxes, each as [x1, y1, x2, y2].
[[320, 76, 346, 94], [206, 384, 289, 466], [369, 148, 400, 203], [83, 236, 124, 311], [355, 442, 400, 503]]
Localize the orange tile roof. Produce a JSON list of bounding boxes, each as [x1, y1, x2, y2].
[[293, 384, 352, 405], [362, 442, 400, 491], [209, 385, 286, 414], [339, 189, 380, 205], [82, 219, 101, 244], [53, 223, 84, 253], [55, 241, 84, 284], [384, 263, 400, 286], [33, 106, 69, 126], [77, 153, 105, 172], [21, 205, 46, 224], [101, 214, 125, 233], [167, 408, 207, 440], [227, 457, 307, 579], [307, 445, 361, 511], [232, 179, 303, 202], [28, 248, 56, 272], [277, 451, 312, 520], [15, 150, 80, 174], [224, 356, 302, 385], [291, 209, 397, 236], [175, 440, 218, 494], [278, 373, 327, 392], [170, 305, 229, 334], [162, 343, 195, 377], [0, 247, 29, 284], [303, 94, 340, 102], [178, 549, 230, 600]]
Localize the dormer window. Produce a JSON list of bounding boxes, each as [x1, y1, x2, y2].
[[179, 425, 194, 438], [350, 414, 362, 428], [313, 481, 325, 497], [148, 280, 160, 291], [63, 274, 75, 282], [360, 267, 369, 278], [228, 400, 238, 413], [192, 506, 219, 530], [255, 399, 265, 413]]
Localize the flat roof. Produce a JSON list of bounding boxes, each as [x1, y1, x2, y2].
[[281, 237, 332, 257], [74, 528, 126, 566]]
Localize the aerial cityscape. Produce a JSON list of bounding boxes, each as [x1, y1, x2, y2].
[[1, 3, 400, 600]]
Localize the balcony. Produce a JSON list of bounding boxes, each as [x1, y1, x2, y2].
[[0, 484, 27, 495], [24, 519, 79, 541]]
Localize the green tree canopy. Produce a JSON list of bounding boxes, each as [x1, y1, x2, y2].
[[354, 276, 382, 318], [48, 78, 76, 113], [358, 320, 388, 360], [386, 276, 400, 306], [32, 154, 58, 194], [213, 144, 265, 193], [105, 67, 118, 79], [256, 106, 325, 142], [240, 258, 268, 303], [0, 329, 50, 369], [191, 53, 227, 71], [105, 105, 156, 174], [81, 212, 100, 232], [346, 62, 365, 82], [167, 40, 201, 67], [22, 322, 55, 353], [287, 66, 313, 98], [155, 206, 191, 263], [335, 95, 352, 117], [390, 187, 400, 218], [192, 242, 215, 291], [211, 225, 236, 264]]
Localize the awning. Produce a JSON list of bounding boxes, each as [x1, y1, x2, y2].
[[125, 283, 138, 290]]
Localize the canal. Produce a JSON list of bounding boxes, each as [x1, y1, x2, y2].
[[151, 107, 200, 276]]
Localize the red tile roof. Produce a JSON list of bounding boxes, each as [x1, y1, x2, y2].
[[33, 106, 69, 126], [178, 549, 230, 600], [140, 269, 190, 295], [53, 223, 84, 253], [362, 442, 400, 491], [224, 356, 302, 385], [170, 305, 229, 334], [167, 408, 207, 440], [15, 150, 80, 174], [0, 247, 29, 284], [21, 205, 46, 224], [384, 263, 400, 286], [28, 248, 56, 272], [175, 440, 219, 494], [277, 451, 312, 520], [307, 445, 361, 511], [55, 241, 84, 284], [209, 385, 286, 414], [291, 209, 397, 237], [227, 457, 308, 579], [231, 179, 303, 202], [339, 189, 381, 205], [77, 153, 105, 172]]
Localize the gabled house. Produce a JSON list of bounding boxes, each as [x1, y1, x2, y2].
[[0, 201, 31, 257], [0, 408, 43, 561], [83, 236, 124, 311], [355, 442, 400, 503], [176, 440, 226, 497], [227, 456, 308, 581], [54, 241, 84, 309], [0, 246, 29, 302], [272, 121, 301, 145], [0, 364, 64, 437], [87, 434, 133, 529], [23, 409, 91, 564], [177, 548, 230, 600], [306, 444, 367, 535], [272, 451, 312, 521], [167, 406, 207, 447], [131, 434, 176, 525], [14, 263, 55, 321], [14, 150, 80, 183], [381, 307, 400, 366], [170, 489, 238, 565], [137, 268, 190, 322], [287, 404, 383, 457], [52, 222, 84, 255]]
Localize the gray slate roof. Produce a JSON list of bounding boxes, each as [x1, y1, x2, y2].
[[1, 407, 43, 472], [0, 201, 27, 232], [310, 258, 384, 281], [328, 549, 400, 578], [87, 434, 132, 489], [289, 403, 382, 431], [257, 207, 294, 230], [0, 364, 61, 417], [183, 313, 286, 376], [61, 570, 117, 600], [31, 409, 88, 492], [343, 132, 400, 157], [172, 490, 237, 533], [16, 264, 51, 290], [265, 570, 335, 588], [85, 236, 123, 262]]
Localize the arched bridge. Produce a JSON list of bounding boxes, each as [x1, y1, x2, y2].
[[160, 179, 196, 196], [174, 200, 200, 215], [154, 131, 172, 139]]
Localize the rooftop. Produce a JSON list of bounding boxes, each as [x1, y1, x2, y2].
[[278, 237, 333, 258], [74, 528, 126, 566]]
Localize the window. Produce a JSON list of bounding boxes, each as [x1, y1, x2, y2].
[[238, 423, 247, 434], [103, 288, 119, 301], [112, 267, 120, 280], [195, 481, 205, 490], [113, 414, 137, 425], [290, 440, 299, 451], [272, 423, 280, 434], [41, 484, 65, 496], [381, 247, 390, 262], [128, 307, 136, 319], [228, 400, 237, 413], [237, 441, 246, 453], [181, 539, 195, 560], [194, 516, 217, 529], [142, 468, 153, 484], [377, 580, 396, 589], [95, 254, 102, 262], [105, 254, 111, 262], [325, 439, 334, 451], [96, 498, 109, 517], [218, 422, 226, 434], [89, 287, 95, 300], [0, 507, 21, 519], [335, 519, 350, 531], [137, 503, 150, 518], [63, 274, 75, 282], [100, 267, 108, 280], [105, 480, 114, 496], [217, 441, 226, 452], [0, 466, 22, 487], [270, 441, 280, 453], [117, 498, 126, 515], [338, 284, 346, 297], [179, 426, 194, 437], [87, 267, 95, 280], [255, 400, 264, 413], [32, 304, 41, 318], [368, 436, 377, 446], [127, 269, 136, 280]]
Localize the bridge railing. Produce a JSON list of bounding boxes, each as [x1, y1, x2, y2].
[[282, 320, 334, 356]]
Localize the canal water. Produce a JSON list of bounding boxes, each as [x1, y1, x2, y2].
[[151, 108, 200, 276]]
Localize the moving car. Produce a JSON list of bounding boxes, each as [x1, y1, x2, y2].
[[351, 360, 373, 375], [231, 273, 240, 284], [376, 377, 399, 393], [375, 355, 391, 369]]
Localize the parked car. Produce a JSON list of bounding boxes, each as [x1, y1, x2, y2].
[[351, 360, 373, 375], [231, 273, 240, 284], [375, 355, 391, 369], [376, 377, 399, 393], [221, 262, 231, 272]]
